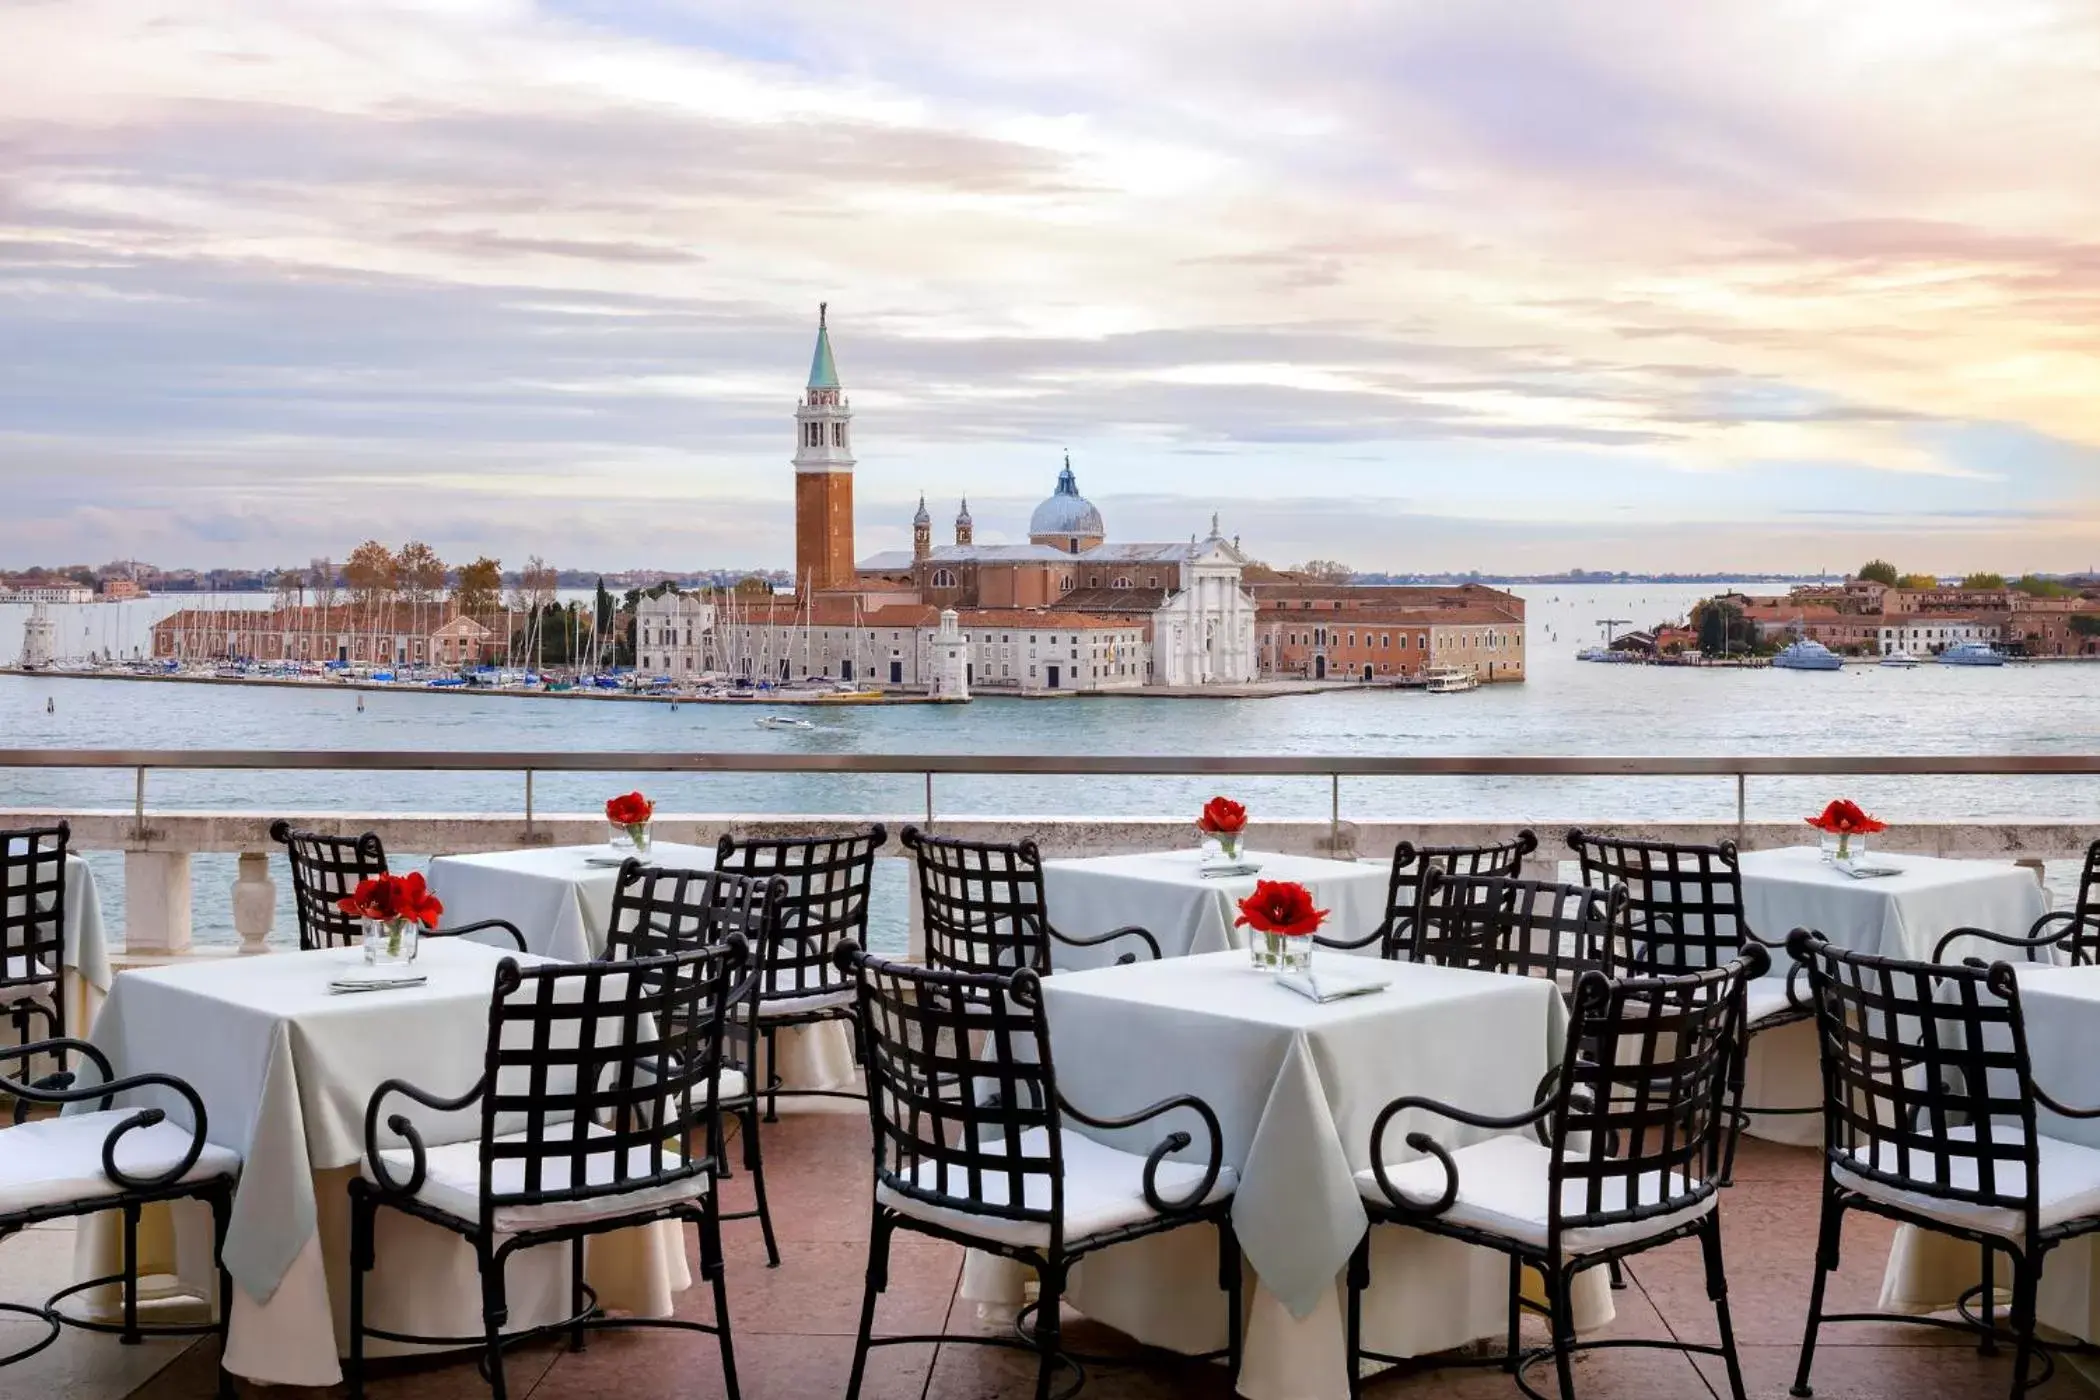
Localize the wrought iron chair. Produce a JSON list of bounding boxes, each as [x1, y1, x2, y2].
[[1410, 871, 1627, 988], [900, 827, 1160, 974], [1315, 829, 1539, 955], [348, 943, 751, 1400], [714, 825, 885, 1122], [1930, 837, 2100, 966], [599, 861, 789, 1267], [1787, 931, 2100, 1399], [1351, 948, 1765, 1400], [1, 823, 68, 1050], [1568, 831, 1804, 1183], [0, 1038, 239, 1392], [836, 943, 1237, 1400], [269, 820, 526, 952]]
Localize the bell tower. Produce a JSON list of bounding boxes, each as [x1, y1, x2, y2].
[[955, 497, 974, 546], [793, 303, 856, 593], [912, 494, 932, 562]]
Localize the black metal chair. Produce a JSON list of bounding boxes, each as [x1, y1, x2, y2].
[[599, 860, 789, 1267], [715, 825, 885, 1121], [1787, 931, 2100, 1399], [1, 824, 68, 1050], [1930, 837, 2100, 966], [836, 943, 1236, 1400], [348, 942, 752, 1400], [1568, 831, 1804, 1183], [901, 827, 1160, 974], [1411, 871, 1627, 989], [1351, 947, 1765, 1400], [0, 1038, 239, 1393], [269, 820, 527, 952], [1316, 829, 1539, 954]]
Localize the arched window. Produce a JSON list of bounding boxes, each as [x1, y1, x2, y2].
[[1112, 576, 1131, 589], [931, 568, 957, 589], [1060, 575, 1074, 593]]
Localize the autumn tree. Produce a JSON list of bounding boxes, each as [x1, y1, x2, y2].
[[1896, 573, 1939, 589], [309, 558, 338, 612], [1297, 559, 1356, 583], [345, 540, 395, 614], [454, 556, 502, 619], [733, 574, 774, 596], [1856, 560, 1899, 586]]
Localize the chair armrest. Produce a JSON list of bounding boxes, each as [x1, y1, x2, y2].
[[2033, 1082, 2100, 1120], [1366, 1093, 1555, 1217], [0, 1037, 112, 1092], [0, 1061, 213, 1192], [1932, 924, 2062, 964], [1316, 915, 1394, 952], [363, 1076, 487, 1197], [1048, 923, 1161, 963], [1059, 1091, 1224, 1213], [433, 918, 528, 951]]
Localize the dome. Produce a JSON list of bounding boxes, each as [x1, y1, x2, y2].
[[1028, 460, 1104, 540]]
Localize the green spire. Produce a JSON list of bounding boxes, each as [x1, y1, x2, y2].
[[807, 301, 840, 390]]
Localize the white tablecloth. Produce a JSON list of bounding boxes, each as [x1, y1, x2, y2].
[[1042, 850, 1392, 967], [1736, 847, 2049, 1145], [425, 843, 854, 1093], [4, 855, 112, 1072], [968, 950, 1610, 1400], [76, 941, 691, 1385]]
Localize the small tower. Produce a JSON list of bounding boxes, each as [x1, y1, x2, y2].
[[18, 601, 55, 670], [912, 494, 932, 562], [931, 608, 970, 702], [793, 302, 856, 593], [955, 497, 974, 547]]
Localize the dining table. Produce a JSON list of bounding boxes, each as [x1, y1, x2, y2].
[[69, 940, 693, 1386], [960, 949, 1612, 1400]]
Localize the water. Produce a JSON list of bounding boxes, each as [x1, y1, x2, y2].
[[5, 583, 2094, 948]]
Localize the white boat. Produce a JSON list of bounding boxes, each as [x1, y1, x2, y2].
[[1772, 639, 1844, 671], [1424, 666, 1480, 694], [1575, 646, 1634, 663], [1879, 651, 1920, 668], [754, 715, 816, 730], [1938, 641, 2006, 667]]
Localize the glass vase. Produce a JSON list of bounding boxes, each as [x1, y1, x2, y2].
[[363, 917, 418, 967], [1820, 831, 1867, 866], [1203, 829, 1245, 869], [609, 820, 654, 856], [1274, 934, 1313, 977]]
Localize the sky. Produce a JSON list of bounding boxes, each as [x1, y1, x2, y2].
[[3, 0, 2099, 576]]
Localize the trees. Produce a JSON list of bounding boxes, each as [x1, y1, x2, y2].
[[2014, 574, 2077, 599], [2069, 615, 2100, 638], [394, 541, 446, 642], [454, 556, 502, 618], [310, 558, 338, 612], [733, 574, 774, 596], [1961, 572, 2006, 589], [1297, 559, 1356, 582], [344, 540, 395, 613], [1896, 573, 1938, 589], [1695, 599, 1753, 656], [1856, 560, 1899, 586]]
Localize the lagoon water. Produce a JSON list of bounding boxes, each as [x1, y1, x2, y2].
[[5, 583, 2095, 948]]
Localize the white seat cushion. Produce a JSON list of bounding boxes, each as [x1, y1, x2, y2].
[[1356, 1132, 1714, 1256], [1744, 977, 1806, 1028], [876, 1126, 1235, 1249], [1832, 1127, 2100, 1240], [754, 987, 855, 1019], [0, 1110, 239, 1216], [0, 956, 57, 1006], [367, 1120, 709, 1233]]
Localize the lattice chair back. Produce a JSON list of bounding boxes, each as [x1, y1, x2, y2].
[[1544, 950, 1760, 1243], [2055, 839, 2100, 964], [472, 943, 748, 1232], [1789, 932, 2042, 1234], [843, 946, 1065, 1244], [715, 826, 885, 1009], [1568, 830, 1748, 975], [0, 822, 68, 1037], [1364, 829, 1538, 956], [270, 820, 387, 950], [902, 828, 1055, 976], [1414, 871, 1627, 993]]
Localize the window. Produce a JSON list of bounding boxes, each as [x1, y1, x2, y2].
[[1090, 576, 1100, 588], [931, 569, 957, 588], [832, 422, 845, 446]]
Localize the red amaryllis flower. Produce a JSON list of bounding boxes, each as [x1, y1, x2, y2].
[[1198, 796, 1248, 835], [1805, 799, 1887, 836], [1234, 880, 1329, 937], [337, 872, 444, 929], [605, 792, 655, 826]]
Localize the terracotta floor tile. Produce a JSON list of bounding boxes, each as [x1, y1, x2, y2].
[[1695, 1341, 2089, 1400], [527, 1327, 929, 1400]]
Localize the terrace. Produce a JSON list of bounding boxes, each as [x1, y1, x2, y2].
[[6, 749, 2100, 1400]]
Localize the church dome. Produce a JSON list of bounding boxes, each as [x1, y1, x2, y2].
[[1029, 458, 1104, 541]]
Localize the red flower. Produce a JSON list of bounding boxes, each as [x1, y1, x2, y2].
[[336, 872, 444, 929], [1805, 799, 1887, 836], [605, 792, 655, 826], [1198, 796, 1248, 835], [1234, 880, 1329, 937]]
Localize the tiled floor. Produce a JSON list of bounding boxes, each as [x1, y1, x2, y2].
[[18, 1114, 2097, 1400]]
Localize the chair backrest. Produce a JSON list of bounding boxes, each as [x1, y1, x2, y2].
[[715, 826, 886, 1007], [1567, 830, 1748, 974], [602, 861, 786, 969], [902, 827, 1054, 976], [1414, 871, 1626, 990], [1544, 952, 1760, 1243], [841, 945, 1064, 1244], [477, 942, 748, 1226], [0, 823, 68, 1006], [1789, 931, 2041, 1233], [1376, 830, 1538, 957], [2058, 838, 2100, 964], [270, 819, 388, 950]]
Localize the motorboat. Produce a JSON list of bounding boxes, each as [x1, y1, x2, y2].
[[1937, 641, 2005, 667], [1771, 639, 1844, 671], [1575, 646, 1634, 663], [1878, 651, 1920, 668], [754, 715, 816, 730], [1423, 666, 1480, 694]]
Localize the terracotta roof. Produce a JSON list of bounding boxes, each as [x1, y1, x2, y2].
[[1057, 587, 1170, 612]]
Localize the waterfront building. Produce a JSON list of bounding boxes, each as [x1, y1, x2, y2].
[[1249, 581, 1527, 682], [0, 583, 95, 604], [149, 604, 502, 667], [633, 590, 717, 676], [1875, 616, 2001, 657], [710, 599, 1147, 692], [929, 609, 969, 701], [18, 601, 56, 669]]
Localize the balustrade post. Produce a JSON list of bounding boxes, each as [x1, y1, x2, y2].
[[122, 851, 193, 954], [232, 852, 276, 955]]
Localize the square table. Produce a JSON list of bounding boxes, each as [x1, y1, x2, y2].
[[73, 940, 692, 1386], [965, 950, 1612, 1400], [1042, 849, 1392, 967], [425, 842, 854, 1094], [1735, 847, 2049, 1145]]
